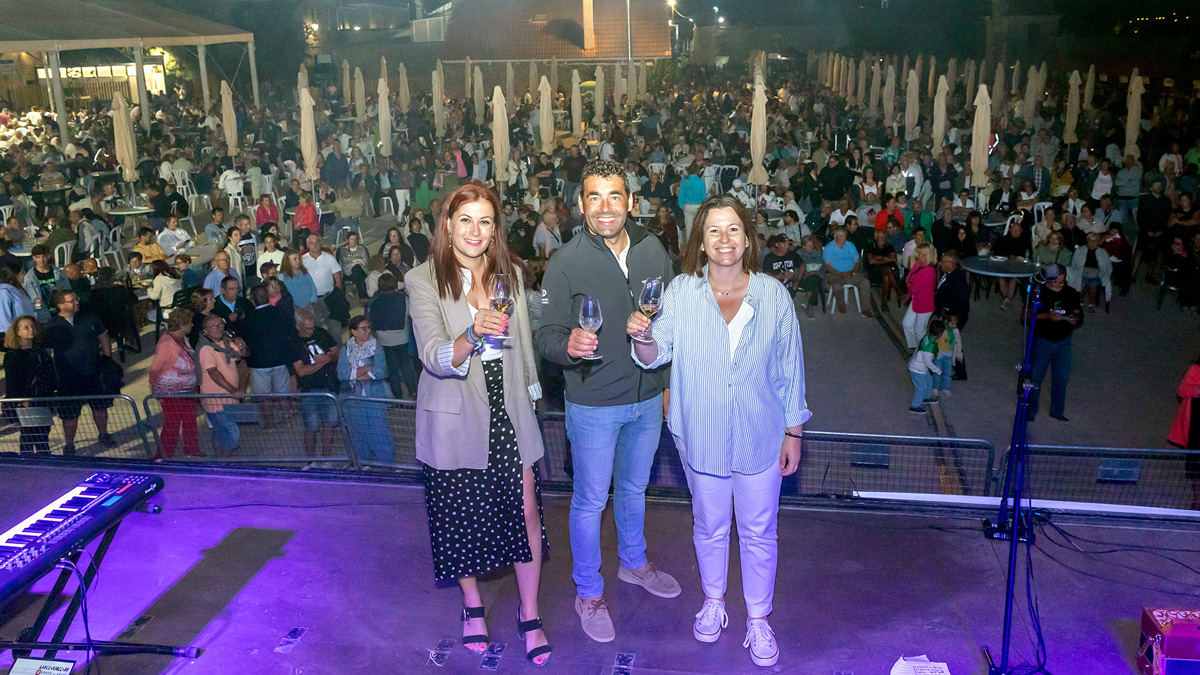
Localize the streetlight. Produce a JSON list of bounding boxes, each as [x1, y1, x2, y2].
[[717, 16, 724, 22], [310, 22, 319, 30]]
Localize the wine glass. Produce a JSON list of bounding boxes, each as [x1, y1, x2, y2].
[[578, 296, 602, 360], [489, 273, 513, 339], [634, 277, 663, 342]]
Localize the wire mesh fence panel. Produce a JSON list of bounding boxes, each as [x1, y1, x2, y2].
[[340, 397, 418, 470], [1018, 445, 1200, 510], [796, 432, 995, 498], [142, 393, 356, 467], [536, 413, 993, 500], [0, 395, 153, 460]]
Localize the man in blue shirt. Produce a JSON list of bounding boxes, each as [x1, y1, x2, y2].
[[822, 226, 873, 317]]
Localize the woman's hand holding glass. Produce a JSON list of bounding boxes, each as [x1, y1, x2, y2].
[[626, 312, 654, 341], [471, 307, 508, 339]]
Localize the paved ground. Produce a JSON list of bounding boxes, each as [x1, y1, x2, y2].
[[2, 463, 1199, 675]]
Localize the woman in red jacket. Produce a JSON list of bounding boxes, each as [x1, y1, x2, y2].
[[1169, 355, 1200, 510], [254, 194, 279, 227], [902, 243, 937, 350], [292, 191, 319, 249]]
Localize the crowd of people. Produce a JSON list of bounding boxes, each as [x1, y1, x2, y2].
[[2, 51, 1200, 667]]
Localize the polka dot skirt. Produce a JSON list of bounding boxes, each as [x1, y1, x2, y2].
[[424, 358, 549, 582]]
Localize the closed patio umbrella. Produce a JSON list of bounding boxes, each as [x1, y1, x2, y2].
[[1124, 69, 1144, 160], [856, 59, 867, 108], [474, 66, 485, 127], [465, 57, 472, 100], [378, 74, 391, 157], [1011, 59, 1021, 94], [748, 79, 768, 185], [112, 91, 137, 183], [432, 69, 445, 139], [1022, 65, 1039, 124], [970, 84, 991, 191], [539, 76, 553, 153], [883, 64, 896, 126], [493, 85, 509, 189], [927, 55, 936, 99], [1083, 64, 1096, 110], [904, 69, 919, 142], [300, 88, 319, 182], [506, 61, 516, 110], [354, 67, 366, 122], [638, 60, 648, 99], [931, 75, 948, 154], [593, 66, 605, 126], [964, 60, 977, 109], [614, 63, 624, 113], [529, 60, 538, 100], [342, 60, 351, 106], [1063, 70, 1082, 145], [571, 69, 583, 137], [396, 62, 410, 114], [992, 61, 1006, 114], [436, 59, 444, 94], [869, 61, 881, 117], [846, 58, 856, 104], [298, 62, 309, 97], [946, 58, 957, 100], [551, 56, 559, 95], [221, 80, 237, 155]]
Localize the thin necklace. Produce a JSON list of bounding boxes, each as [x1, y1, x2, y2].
[[709, 274, 746, 297]]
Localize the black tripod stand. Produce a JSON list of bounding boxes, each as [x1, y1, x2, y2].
[[982, 275, 1047, 675]]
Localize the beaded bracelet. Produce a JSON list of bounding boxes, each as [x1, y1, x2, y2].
[[784, 431, 803, 439], [465, 325, 486, 347]]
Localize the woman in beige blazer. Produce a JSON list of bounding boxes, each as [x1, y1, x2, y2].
[[405, 181, 551, 666]]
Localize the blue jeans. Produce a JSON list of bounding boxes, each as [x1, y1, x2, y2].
[[1030, 336, 1072, 418], [910, 371, 933, 408], [206, 409, 240, 452], [935, 354, 953, 392], [565, 394, 663, 599]]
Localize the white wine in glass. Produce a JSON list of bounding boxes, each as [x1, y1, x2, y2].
[[635, 277, 663, 341], [578, 296, 602, 360], [490, 273, 513, 339]]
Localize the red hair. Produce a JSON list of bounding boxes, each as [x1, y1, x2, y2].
[[430, 181, 522, 300]]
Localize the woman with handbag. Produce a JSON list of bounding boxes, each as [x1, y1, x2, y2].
[[405, 181, 551, 666], [148, 308, 204, 459], [4, 315, 56, 454]]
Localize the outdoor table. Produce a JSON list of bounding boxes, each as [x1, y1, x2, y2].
[[960, 255, 1039, 278], [109, 205, 156, 235]]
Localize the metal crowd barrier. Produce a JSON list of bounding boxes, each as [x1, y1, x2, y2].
[[1008, 444, 1200, 512], [537, 412, 996, 500], [0, 395, 153, 460], [339, 396, 418, 471], [142, 393, 358, 468]]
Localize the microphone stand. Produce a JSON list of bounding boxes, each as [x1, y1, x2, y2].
[[982, 275, 1043, 675]]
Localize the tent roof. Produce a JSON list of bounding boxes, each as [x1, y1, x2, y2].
[[0, 0, 253, 53]]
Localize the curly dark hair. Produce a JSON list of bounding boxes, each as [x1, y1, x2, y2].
[[580, 159, 628, 194]]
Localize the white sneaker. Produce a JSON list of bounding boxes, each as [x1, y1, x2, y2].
[[743, 618, 779, 667], [693, 598, 728, 643]]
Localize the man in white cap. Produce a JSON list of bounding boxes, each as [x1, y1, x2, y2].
[[728, 179, 755, 211], [1025, 264, 1082, 422]]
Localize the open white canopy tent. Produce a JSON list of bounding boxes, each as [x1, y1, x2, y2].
[[0, 0, 258, 147]]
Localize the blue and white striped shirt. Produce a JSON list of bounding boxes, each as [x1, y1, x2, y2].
[[632, 269, 811, 477]]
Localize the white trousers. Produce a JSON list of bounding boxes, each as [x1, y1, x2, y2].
[[679, 443, 782, 619], [682, 203, 701, 244], [902, 306, 932, 350]]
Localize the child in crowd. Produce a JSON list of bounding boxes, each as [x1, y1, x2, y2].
[[932, 312, 959, 399], [908, 318, 945, 414]]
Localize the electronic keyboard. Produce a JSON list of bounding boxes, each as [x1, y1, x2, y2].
[[0, 472, 163, 609]]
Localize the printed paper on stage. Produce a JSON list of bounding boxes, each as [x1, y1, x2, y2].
[[890, 654, 951, 675]]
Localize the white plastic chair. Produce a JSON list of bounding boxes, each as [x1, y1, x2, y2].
[[702, 165, 720, 196], [227, 182, 248, 214], [106, 228, 124, 270], [172, 169, 189, 186], [825, 284, 862, 313], [0, 204, 14, 222], [53, 241, 75, 268], [1033, 201, 1053, 226], [1004, 213, 1023, 236], [648, 162, 666, 176]]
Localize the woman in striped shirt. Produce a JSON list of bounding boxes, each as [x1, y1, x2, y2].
[[626, 194, 811, 668]]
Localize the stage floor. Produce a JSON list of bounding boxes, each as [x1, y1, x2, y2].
[[1, 463, 1196, 674]]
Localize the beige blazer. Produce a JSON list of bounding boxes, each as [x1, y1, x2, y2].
[[405, 261, 544, 471]]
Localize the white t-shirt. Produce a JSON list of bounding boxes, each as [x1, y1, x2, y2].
[[157, 227, 192, 253], [258, 248, 285, 272], [727, 301, 754, 358], [304, 251, 341, 295]]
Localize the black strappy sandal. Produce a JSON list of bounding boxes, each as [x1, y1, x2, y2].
[[516, 609, 552, 666], [461, 606, 489, 654]]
